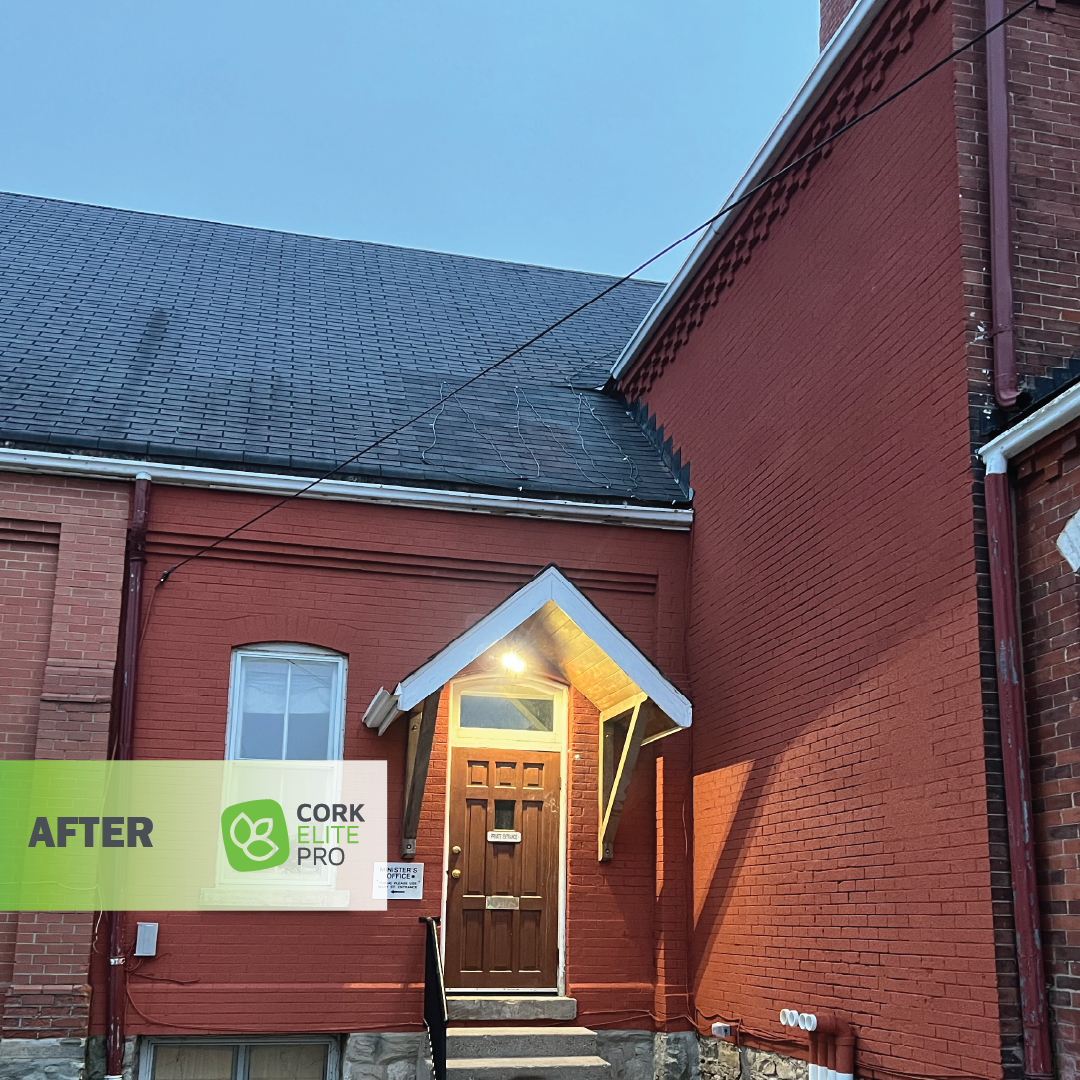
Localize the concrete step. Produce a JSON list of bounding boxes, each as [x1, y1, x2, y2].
[[446, 1055, 612, 1080], [447, 996, 577, 1021], [447, 1026, 598, 1059]]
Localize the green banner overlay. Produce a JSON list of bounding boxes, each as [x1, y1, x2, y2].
[[0, 761, 387, 911]]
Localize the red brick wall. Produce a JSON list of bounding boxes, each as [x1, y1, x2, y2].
[[567, 689, 662, 1025], [0, 475, 129, 1040], [956, 0, 1080, 411], [100, 484, 688, 1035], [619, 0, 1002, 1075], [954, 2, 1080, 1066], [1012, 419, 1080, 1080]]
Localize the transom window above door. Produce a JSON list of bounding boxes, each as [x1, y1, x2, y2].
[[226, 644, 346, 760], [451, 677, 565, 750]]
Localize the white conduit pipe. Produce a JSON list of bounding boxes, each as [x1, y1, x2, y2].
[[779, 1010, 854, 1080]]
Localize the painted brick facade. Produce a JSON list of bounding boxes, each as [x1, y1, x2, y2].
[[78, 483, 690, 1039], [620, 0, 1005, 1075], [956, 0, 1080, 417], [955, 2, 1080, 1071], [612, 0, 1080, 1074], [0, 476, 129, 1043]]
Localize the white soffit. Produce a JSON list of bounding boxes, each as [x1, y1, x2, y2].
[[366, 565, 692, 731], [978, 382, 1080, 473]]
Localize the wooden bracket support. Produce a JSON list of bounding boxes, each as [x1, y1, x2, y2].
[[598, 696, 651, 862], [401, 690, 440, 859]]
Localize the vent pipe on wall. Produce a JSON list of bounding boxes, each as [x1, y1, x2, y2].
[[779, 1010, 854, 1080], [986, 0, 1020, 408], [982, 459, 1053, 1080]]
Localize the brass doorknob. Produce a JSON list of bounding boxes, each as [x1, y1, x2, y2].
[[451, 869, 461, 879], [452, 846, 462, 855]]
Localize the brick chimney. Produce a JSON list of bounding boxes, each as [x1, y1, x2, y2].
[[820, 0, 858, 48]]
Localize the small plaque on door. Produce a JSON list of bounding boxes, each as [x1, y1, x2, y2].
[[485, 895, 520, 910], [487, 830, 521, 843]]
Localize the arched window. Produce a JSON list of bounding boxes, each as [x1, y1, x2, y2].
[[225, 644, 347, 760]]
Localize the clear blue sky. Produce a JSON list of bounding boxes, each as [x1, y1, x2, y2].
[[1, 1, 819, 281]]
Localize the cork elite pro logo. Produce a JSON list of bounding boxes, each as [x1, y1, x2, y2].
[[0, 760, 387, 910], [221, 799, 290, 871]]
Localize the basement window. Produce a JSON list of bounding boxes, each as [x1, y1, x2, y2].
[[225, 644, 346, 760], [142, 1037, 336, 1080]]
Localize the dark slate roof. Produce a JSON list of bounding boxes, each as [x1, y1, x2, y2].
[[0, 192, 687, 506]]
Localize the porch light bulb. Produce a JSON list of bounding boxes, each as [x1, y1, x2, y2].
[[501, 652, 526, 674]]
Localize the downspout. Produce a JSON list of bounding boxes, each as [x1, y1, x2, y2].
[[983, 453, 1052, 1080], [105, 473, 152, 1080], [986, 0, 1019, 408]]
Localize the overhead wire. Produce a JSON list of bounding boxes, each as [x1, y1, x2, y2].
[[150, 0, 1037, 592]]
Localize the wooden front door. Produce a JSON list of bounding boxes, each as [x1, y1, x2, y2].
[[445, 746, 561, 990]]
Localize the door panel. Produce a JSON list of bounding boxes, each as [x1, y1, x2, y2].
[[445, 747, 560, 989]]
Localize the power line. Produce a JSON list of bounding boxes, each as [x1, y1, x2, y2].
[[156, 0, 1036, 587]]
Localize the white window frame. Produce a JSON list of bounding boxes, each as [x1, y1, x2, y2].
[[448, 674, 566, 752], [138, 1035, 340, 1080], [225, 643, 347, 761]]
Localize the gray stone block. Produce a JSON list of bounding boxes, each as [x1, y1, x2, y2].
[[698, 1038, 739, 1080], [697, 1037, 807, 1080], [344, 1032, 426, 1080], [653, 1032, 698, 1080], [595, 1030, 654, 1080], [744, 1047, 805, 1080], [0, 1037, 87, 1080]]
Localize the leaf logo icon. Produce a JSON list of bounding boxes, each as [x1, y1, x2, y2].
[[220, 799, 289, 871], [229, 813, 280, 861]]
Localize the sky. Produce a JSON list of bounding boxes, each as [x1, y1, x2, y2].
[[0, 1, 819, 281]]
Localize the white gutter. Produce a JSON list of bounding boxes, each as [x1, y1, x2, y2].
[[978, 382, 1080, 473], [0, 447, 693, 530], [610, 0, 890, 383]]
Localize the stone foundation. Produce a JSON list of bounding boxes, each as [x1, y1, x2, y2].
[[698, 1039, 808, 1080], [343, 1033, 427, 1080], [0, 1036, 89, 1080], [17, 1028, 805, 1080]]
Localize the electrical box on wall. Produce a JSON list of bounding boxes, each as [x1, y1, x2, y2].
[[133, 922, 158, 957]]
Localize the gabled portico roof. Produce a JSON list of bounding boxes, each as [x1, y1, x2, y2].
[[362, 564, 692, 735]]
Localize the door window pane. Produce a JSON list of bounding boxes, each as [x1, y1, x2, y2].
[[248, 1044, 328, 1080], [460, 695, 553, 732], [152, 1045, 234, 1080], [494, 800, 516, 830]]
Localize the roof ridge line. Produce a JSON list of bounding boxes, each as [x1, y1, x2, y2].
[[0, 189, 666, 285]]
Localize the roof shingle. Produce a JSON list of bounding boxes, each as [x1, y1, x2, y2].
[[0, 192, 686, 505]]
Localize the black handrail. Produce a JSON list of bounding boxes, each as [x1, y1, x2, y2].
[[419, 917, 447, 1080]]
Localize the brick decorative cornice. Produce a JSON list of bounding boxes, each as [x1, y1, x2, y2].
[[621, 0, 945, 400]]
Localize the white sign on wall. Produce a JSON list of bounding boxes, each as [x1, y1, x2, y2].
[[372, 862, 424, 900]]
